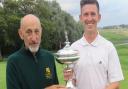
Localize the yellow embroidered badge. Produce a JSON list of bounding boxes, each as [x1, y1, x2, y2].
[[45, 67, 52, 79]]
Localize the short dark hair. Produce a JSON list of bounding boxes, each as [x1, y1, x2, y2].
[[80, 0, 100, 12]]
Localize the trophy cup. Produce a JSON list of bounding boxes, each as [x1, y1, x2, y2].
[[56, 31, 79, 89]]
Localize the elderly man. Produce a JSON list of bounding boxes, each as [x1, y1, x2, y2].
[[6, 14, 66, 89]]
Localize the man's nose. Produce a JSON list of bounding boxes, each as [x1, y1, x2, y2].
[[87, 15, 93, 21], [31, 33, 37, 42]]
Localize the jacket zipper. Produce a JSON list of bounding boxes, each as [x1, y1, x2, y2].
[[33, 54, 38, 63]]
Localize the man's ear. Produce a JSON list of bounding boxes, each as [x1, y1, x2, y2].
[[79, 14, 82, 22], [98, 14, 101, 22], [79, 14, 84, 24], [79, 14, 85, 27], [18, 29, 23, 40]]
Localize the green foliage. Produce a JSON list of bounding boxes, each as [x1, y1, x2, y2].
[[0, 0, 82, 56]]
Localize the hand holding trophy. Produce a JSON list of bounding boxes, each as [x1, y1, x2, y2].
[[55, 31, 79, 89]]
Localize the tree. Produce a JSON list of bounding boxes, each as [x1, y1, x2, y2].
[[0, 0, 83, 57]]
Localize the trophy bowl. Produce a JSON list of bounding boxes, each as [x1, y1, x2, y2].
[[56, 41, 79, 89], [56, 43, 79, 64]]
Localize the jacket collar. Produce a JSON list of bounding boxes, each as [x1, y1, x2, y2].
[[20, 45, 41, 57]]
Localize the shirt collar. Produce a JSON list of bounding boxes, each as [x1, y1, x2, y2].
[[91, 34, 100, 47], [80, 32, 100, 47], [80, 36, 89, 46]]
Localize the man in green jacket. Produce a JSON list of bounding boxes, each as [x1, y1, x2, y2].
[[6, 14, 66, 89]]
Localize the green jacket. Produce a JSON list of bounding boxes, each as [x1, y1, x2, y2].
[[6, 47, 58, 89]]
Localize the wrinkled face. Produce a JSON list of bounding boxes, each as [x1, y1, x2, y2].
[[19, 19, 42, 53], [80, 4, 101, 32]]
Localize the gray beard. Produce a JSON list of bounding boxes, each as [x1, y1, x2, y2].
[[28, 46, 39, 53]]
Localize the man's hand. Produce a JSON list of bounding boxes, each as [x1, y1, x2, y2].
[[63, 68, 73, 81], [63, 68, 76, 86], [105, 82, 120, 89], [45, 85, 67, 89]]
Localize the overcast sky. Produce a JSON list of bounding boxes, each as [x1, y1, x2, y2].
[[55, 0, 128, 27]]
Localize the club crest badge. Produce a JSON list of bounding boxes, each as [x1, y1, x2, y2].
[[45, 67, 52, 79]]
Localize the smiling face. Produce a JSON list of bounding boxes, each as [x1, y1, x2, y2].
[[80, 4, 101, 32], [19, 15, 42, 53]]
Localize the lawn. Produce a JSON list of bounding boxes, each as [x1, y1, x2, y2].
[[116, 45, 128, 89], [0, 60, 7, 89], [100, 29, 128, 44]]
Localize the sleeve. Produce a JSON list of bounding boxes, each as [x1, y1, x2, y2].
[[6, 58, 21, 89], [107, 45, 124, 83]]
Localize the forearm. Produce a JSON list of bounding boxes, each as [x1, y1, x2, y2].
[[106, 82, 120, 89]]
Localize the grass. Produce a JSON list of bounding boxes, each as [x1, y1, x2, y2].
[[116, 45, 128, 89], [100, 29, 128, 44], [56, 62, 66, 85], [0, 60, 6, 89]]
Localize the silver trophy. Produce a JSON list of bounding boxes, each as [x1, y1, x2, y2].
[[56, 31, 79, 89]]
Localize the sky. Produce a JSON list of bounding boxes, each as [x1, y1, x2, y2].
[[55, 0, 128, 27]]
